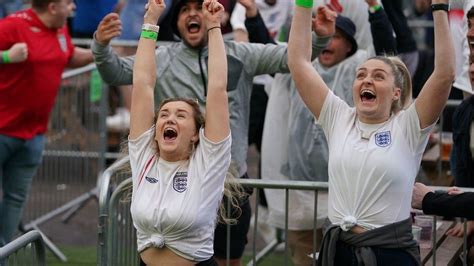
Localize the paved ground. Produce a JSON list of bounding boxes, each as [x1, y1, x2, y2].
[[39, 198, 98, 247]]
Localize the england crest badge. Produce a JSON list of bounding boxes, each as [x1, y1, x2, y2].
[[375, 131, 391, 147], [173, 172, 188, 193], [57, 33, 68, 53]]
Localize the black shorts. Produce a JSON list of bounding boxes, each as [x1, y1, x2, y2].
[[213, 196, 252, 259]]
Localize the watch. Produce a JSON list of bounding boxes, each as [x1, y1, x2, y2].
[[142, 23, 160, 33]]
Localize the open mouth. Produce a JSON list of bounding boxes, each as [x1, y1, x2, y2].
[[163, 127, 178, 141], [187, 21, 201, 34], [321, 49, 333, 56], [360, 89, 376, 102]]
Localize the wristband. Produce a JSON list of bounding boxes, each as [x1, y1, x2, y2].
[[2, 51, 10, 64], [369, 4, 382, 14], [295, 0, 313, 8], [207, 26, 221, 33], [431, 3, 450, 12], [142, 23, 160, 33], [140, 30, 158, 41]]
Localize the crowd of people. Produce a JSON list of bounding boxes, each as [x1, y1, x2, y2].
[[1, 0, 474, 265]]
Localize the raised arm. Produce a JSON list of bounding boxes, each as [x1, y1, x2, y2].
[[288, 5, 335, 119], [415, 1, 455, 129], [235, 0, 275, 44], [245, 11, 275, 45], [129, 0, 166, 139], [92, 13, 135, 86], [365, 0, 397, 56], [203, 0, 229, 142], [95, 13, 123, 47]]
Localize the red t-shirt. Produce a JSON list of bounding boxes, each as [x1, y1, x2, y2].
[[0, 9, 74, 139]]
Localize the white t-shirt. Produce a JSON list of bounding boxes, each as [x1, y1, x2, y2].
[[129, 126, 231, 261], [318, 92, 434, 231]]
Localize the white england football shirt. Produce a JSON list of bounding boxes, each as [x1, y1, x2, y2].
[[129, 126, 231, 261], [318, 91, 434, 230]]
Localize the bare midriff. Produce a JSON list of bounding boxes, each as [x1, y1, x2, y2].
[[350, 225, 368, 234], [140, 246, 195, 266]]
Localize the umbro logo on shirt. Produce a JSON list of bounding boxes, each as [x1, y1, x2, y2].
[[145, 176, 159, 183]]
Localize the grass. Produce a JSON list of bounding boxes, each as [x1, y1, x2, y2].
[[44, 245, 292, 266], [46, 245, 96, 266], [243, 253, 294, 266]]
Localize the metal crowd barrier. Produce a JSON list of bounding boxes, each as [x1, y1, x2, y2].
[[0, 230, 46, 266], [106, 177, 139, 266], [20, 63, 109, 261], [98, 156, 474, 266], [238, 178, 328, 266], [96, 156, 328, 266], [97, 155, 133, 266]]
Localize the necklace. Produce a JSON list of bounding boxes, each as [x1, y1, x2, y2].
[[355, 118, 390, 141]]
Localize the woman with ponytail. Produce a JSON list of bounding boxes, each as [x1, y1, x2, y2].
[[288, 0, 455, 264]]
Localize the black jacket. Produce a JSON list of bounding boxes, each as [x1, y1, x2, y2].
[[422, 191, 474, 220], [451, 95, 474, 187]]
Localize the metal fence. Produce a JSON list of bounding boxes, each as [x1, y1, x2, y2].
[[105, 176, 139, 266], [20, 64, 109, 260], [98, 155, 474, 266], [0, 230, 45, 266], [97, 155, 135, 266], [96, 155, 330, 266]]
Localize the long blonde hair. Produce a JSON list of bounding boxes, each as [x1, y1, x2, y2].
[[218, 161, 248, 225]]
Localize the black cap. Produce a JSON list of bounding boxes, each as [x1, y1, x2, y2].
[[335, 15, 358, 57], [171, 0, 204, 39]]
